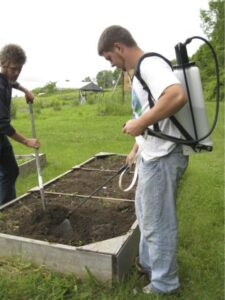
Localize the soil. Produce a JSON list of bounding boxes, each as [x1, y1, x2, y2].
[[0, 154, 137, 247]]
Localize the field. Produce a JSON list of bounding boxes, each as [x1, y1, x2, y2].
[[0, 92, 224, 300]]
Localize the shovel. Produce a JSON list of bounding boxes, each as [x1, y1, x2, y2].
[[56, 164, 129, 239], [28, 102, 46, 211]]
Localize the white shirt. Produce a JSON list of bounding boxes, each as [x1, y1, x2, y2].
[[132, 56, 182, 161]]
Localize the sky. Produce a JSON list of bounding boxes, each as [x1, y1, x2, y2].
[[0, 0, 210, 93]]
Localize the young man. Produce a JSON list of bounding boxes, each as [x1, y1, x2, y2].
[[98, 25, 189, 295], [0, 44, 40, 205]]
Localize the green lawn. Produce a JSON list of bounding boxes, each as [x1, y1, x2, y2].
[[12, 102, 134, 196], [0, 97, 224, 300]]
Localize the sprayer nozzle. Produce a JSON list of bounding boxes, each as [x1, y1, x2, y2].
[[185, 38, 192, 45], [175, 43, 189, 65]]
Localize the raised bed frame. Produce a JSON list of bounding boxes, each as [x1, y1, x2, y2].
[[0, 153, 139, 284], [16, 153, 46, 177]]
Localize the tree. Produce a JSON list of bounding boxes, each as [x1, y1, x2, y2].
[[82, 76, 91, 82], [43, 81, 57, 93], [113, 68, 123, 85], [200, 0, 224, 67], [32, 81, 57, 95], [200, 0, 224, 40], [192, 0, 224, 101], [96, 70, 114, 88]]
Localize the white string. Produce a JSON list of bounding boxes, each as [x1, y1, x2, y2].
[[118, 153, 141, 192]]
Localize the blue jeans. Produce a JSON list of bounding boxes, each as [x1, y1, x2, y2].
[[0, 135, 19, 205], [135, 145, 188, 293]]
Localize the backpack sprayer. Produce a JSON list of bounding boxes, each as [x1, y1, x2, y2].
[[135, 36, 220, 155], [172, 36, 220, 154], [119, 36, 220, 191]]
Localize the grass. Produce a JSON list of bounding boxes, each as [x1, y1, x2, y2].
[[0, 94, 224, 299], [12, 99, 133, 196]]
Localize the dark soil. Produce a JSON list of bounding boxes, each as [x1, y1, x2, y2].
[[0, 154, 137, 247]]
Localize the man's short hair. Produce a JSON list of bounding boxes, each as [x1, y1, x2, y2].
[[98, 25, 137, 55], [0, 44, 27, 66]]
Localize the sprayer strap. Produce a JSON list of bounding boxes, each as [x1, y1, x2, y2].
[[169, 115, 194, 141], [134, 53, 172, 132], [134, 52, 196, 148]]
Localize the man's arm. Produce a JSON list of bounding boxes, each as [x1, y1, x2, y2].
[[126, 142, 139, 167], [13, 83, 34, 103], [9, 84, 39, 148], [10, 131, 40, 149], [123, 84, 187, 136]]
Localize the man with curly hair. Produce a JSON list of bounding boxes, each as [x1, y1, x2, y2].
[[0, 44, 40, 205]]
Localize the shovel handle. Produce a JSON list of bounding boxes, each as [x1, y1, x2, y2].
[[28, 102, 46, 211], [28, 102, 37, 138]]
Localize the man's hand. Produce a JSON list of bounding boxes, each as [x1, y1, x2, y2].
[[24, 90, 34, 103], [122, 119, 145, 136], [15, 84, 34, 103], [126, 143, 139, 167], [25, 138, 40, 149]]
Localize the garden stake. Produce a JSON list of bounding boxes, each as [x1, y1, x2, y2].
[[56, 164, 129, 238], [28, 102, 46, 211]]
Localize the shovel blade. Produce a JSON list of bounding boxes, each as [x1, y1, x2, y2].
[[52, 218, 74, 239]]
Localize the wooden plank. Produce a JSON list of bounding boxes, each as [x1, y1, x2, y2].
[[43, 191, 135, 202], [18, 153, 46, 177], [114, 222, 140, 281], [71, 155, 96, 169], [29, 168, 74, 192], [0, 192, 31, 210], [79, 227, 137, 255], [0, 233, 113, 283]]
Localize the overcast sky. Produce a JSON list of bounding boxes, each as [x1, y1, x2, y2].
[[0, 0, 209, 90]]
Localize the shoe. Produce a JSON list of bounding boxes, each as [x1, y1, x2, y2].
[[133, 285, 156, 295], [142, 285, 157, 294], [135, 256, 149, 274], [133, 284, 180, 295]]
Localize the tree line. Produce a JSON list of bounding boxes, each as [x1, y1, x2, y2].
[[192, 0, 224, 101]]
